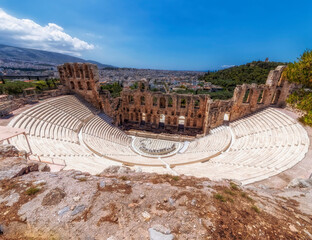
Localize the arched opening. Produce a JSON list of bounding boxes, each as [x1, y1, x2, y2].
[[153, 97, 158, 106], [224, 113, 230, 121], [129, 96, 134, 104], [160, 97, 166, 108], [193, 120, 197, 127], [119, 114, 123, 125], [180, 98, 186, 108], [68, 65, 73, 77], [257, 89, 264, 104], [167, 117, 171, 125], [271, 89, 281, 105], [78, 81, 83, 90], [147, 114, 151, 123], [168, 97, 173, 107], [141, 96, 145, 105], [86, 81, 92, 90], [140, 82, 145, 92], [173, 117, 177, 125], [70, 81, 75, 90], [178, 116, 185, 131], [194, 99, 200, 109], [153, 115, 157, 125], [159, 114, 165, 129], [85, 66, 90, 79], [243, 89, 251, 103], [142, 112, 146, 121]]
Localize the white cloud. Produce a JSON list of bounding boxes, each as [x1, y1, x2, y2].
[[221, 64, 235, 69], [0, 8, 94, 56]]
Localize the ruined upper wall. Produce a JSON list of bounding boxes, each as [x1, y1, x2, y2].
[[58, 63, 294, 137], [57, 63, 102, 109]]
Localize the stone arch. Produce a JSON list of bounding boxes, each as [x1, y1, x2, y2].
[[187, 118, 190, 127], [70, 81, 75, 90], [178, 116, 185, 125], [168, 97, 173, 107], [271, 89, 281, 105], [153, 97, 158, 106], [160, 114, 165, 123], [167, 116, 171, 125], [243, 89, 251, 103], [180, 98, 186, 108], [86, 81, 92, 90], [194, 99, 200, 109], [78, 81, 83, 90], [160, 97, 166, 108], [84, 65, 90, 78], [173, 117, 177, 125], [178, 115, 185, 131], [193, 120, 197, 127], [129, 96, 134, 104], [224, 113, 230, 121], [147, 114, 151, 123], [141, 96, 145, 105], [159, 114, 165, 129], [257, 89, 265, 103], [142, 112, 146, 121]]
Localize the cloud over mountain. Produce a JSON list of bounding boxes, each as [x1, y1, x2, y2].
[[0, 8, 94, 56]]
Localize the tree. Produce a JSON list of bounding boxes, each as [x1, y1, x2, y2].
[[284, 50, 312, 88]]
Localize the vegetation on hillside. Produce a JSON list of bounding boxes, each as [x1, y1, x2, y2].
[[101, 82, 123, 98], [0, 79, 59, 95], [285, 50, 312, 126], [199, 61, 286, 99]]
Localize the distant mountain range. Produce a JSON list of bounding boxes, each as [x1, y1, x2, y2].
[[0, 44, 115, 69]]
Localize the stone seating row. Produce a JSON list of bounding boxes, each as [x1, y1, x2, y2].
[[82, 115, 131, 146], [173, 108, 309, 185], [9, 96, 95, 143]]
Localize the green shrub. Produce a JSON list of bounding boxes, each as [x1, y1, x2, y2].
[[214, 193, 226, 202], [25, 187, 40, 195], [287, 89, 312, 126], [251, 205, 260, 213]]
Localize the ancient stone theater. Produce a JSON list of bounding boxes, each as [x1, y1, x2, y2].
[[57, 63, 294, 137], [4, 62, 309, 186]]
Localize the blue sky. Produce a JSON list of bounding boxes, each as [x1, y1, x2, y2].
[[0, 0, 311, 70]]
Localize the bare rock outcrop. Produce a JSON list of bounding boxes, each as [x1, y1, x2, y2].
[[0, 157, 311, 239]]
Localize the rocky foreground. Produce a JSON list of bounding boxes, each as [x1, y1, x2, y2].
[[0, 145, 312, 240]]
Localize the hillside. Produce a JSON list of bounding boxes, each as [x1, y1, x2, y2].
[[0, 145, 312, 239], [199, 61, 287, 99], [0, 44, 114, 69]]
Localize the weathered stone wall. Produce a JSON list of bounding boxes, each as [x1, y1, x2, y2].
[[58, 63, 295, 136], [116, 81, 210, 136], [57, 63, 102, 109]]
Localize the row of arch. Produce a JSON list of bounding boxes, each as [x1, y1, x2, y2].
[[242, 88, 281, 105], [69, 81, 92, 91], [123, 112, 203, 128], [127, 95, 201, 109], [61, 64, 93, 80]]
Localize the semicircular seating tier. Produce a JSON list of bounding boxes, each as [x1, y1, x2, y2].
[[81, 118, 232, 166], [7, 95, 123, 174], [6, 95, 310, 185], [173, 108, 310, 185]]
